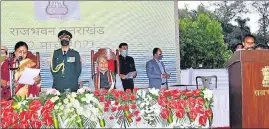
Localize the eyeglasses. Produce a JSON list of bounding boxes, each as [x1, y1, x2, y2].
[[16, 50, 27, 55]]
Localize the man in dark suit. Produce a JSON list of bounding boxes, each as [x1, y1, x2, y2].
[[118, 43, 137, 91], [146, 48, 170, 89]]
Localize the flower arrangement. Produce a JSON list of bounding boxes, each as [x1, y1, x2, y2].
[[1, 87, 213, 128]]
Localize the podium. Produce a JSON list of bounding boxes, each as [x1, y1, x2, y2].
[[227, 50, 269, 128]]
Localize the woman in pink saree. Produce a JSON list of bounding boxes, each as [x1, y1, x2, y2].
[[1, 41, 41, 99]]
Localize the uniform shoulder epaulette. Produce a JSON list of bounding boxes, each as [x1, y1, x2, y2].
[[71, 49, 79, 53]]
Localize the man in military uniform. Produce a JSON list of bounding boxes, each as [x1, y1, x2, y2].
[[50, 30, 82, 92]]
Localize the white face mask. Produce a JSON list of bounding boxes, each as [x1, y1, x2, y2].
[[236, 49, 243, 51]]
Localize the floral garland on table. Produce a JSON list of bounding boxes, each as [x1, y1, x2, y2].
[[1, 87, 213, 128]]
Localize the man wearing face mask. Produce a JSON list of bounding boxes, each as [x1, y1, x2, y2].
[[50, 30, 82, 93], [1, 45, 8, 66], [118, 43, 137, 91], [146, 48, 170, 89]]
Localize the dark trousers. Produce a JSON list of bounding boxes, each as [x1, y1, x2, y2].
[[122, 79, 134, 91]]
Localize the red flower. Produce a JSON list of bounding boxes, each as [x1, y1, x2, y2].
[[41, 108, 52, 118], [30, 120, 42, 129], [110, 89, 116, 94], [2, 118, 12, 128], [160, 108, 170, 119], [131, 103, 136, 109], [183, 89, 193, 97], [29, 112, 39, 122], [195, 105, 204, 114], [199, 115, 207, 126], [119, 91, 125, 96], [20, 120, 30, 128], [119, 115, 124, 120], [43, 100, 54, 110], [29, 99, 42, 112], [99, 96, 105, 102], [189, 109, 198, 120], [160, 88, 167, 94], [126, 89, 131, 94], [114, 92, 120, 99], [118, 106, 123, 111], [187, 97, 196, 109], [157, 96, 167, 107], [193, 89, 201, 97], [176, 99, 186, 109], [1, 100, 13, 109], [136, 117, 141, 122], [106, 100, 111, 105], [104, 107, 109, 112], [171, 89, 181, 98], [167, 100, 177, 109], [20, 111, 30, 122], [204, 109, 213, 118], [43, 116, 53, 127], [127, 113, 133, 119], [109, 115, 114, 120], [130, 94, 136, 100], [122, 95, 128, 101], [94, 90, 100, 96], [12, 124, 20, 128], [176, 109, 186, 118], [114, 101, 119, 106], [111, 106, 117, 112], [11, 112, 19, 125], [133, 88, 139, 93], [1, 109, 12, 119], [196, 97, 205, 105], [123, 105, 129, 111], [102, 89, 108, 95], [134, 110, 140, 116], [163, 90, 171, 97]]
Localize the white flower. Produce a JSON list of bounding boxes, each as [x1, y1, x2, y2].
[[84, 87, 91, 92], [63, 98, 69, 104], [77, 88, 85, 94], [46, 88, 60, 95], [140, 102, 145, 108], [73, 100, 80, 109], [81, 97, 86, 102], [17, 102, 22, 108], [149, 88, 159, 96], [71, 92, 77, 98], [50, 96, 59, 103], [54, 105, 59, 110], [203, 89, 213, 100], [67, 95, 71, 99], [60, 105, 64, 110], [67, 103, 72, 107]]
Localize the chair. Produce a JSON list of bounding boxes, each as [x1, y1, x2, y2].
[[195, 75, 217, 89], [91, 48, 120, 79]]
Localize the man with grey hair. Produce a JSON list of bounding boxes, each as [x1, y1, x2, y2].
[[89, 55, 124, 91]]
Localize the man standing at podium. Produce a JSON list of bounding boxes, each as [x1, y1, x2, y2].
[[243, 34, 256, 50]]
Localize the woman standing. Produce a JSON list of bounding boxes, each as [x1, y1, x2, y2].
[[1, 41, 41, 99]]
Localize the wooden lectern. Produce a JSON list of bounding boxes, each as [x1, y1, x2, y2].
[[227, 50, 269, 128]]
